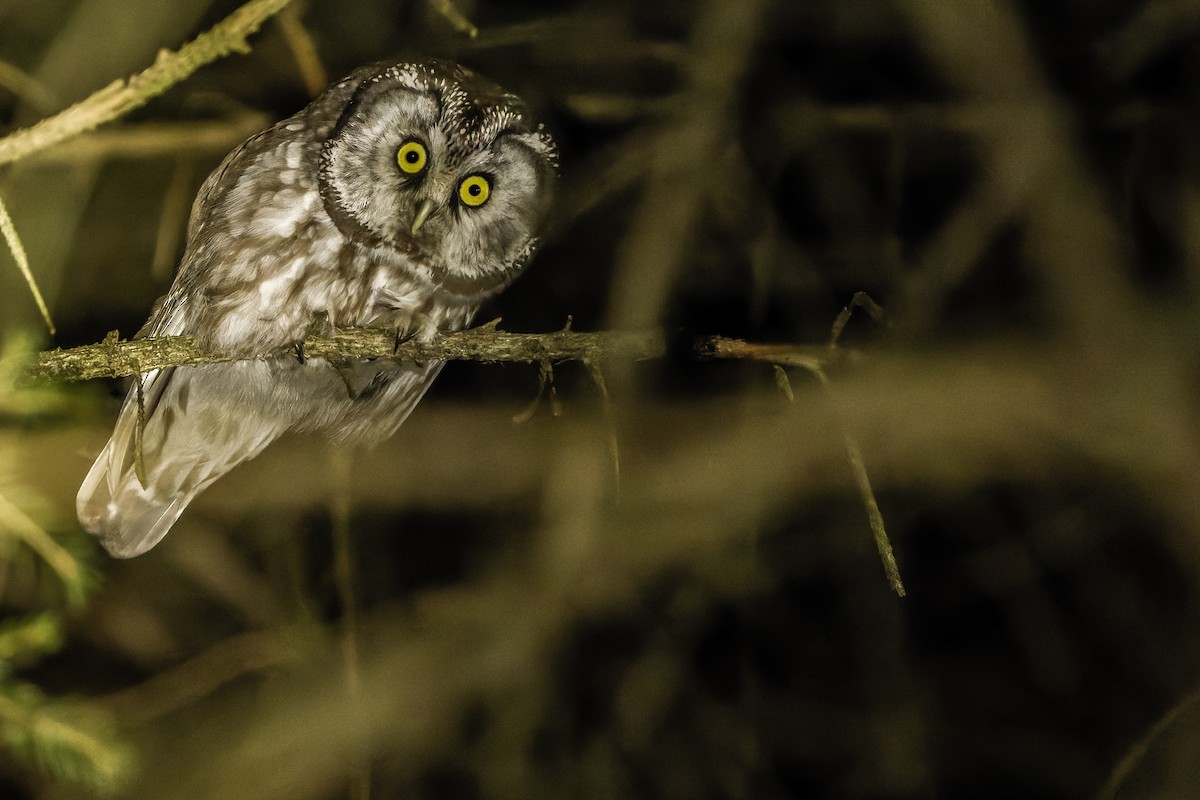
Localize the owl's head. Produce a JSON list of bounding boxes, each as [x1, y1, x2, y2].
[[318, 59, 558, 290]]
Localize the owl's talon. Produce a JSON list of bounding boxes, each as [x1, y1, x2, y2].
[[294, 342, 306, 364], [392, 328, 418, 355]]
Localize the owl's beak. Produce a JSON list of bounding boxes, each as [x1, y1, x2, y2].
[[410, 199, 435, 235]]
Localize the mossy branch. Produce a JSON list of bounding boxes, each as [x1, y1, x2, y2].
[[0, 0, 294, 168], [27, 325, 855, 383]]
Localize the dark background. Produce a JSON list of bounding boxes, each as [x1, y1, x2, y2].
[[2, 0, 1200, 797]]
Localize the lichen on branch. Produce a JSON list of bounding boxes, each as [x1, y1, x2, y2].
[[28, 326, 670, 383]]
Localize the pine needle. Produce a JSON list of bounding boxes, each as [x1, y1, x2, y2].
[[0, 193, 55, 335]]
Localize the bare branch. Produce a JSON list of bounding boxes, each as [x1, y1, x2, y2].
[[27, 326, 861, 384], [28, 326, 671, 383]]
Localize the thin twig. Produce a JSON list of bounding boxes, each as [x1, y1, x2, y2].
[[825, 293, 904, 595], [0, 60, 60, 113], [772, 364, 795, 402], [803, 367, 906, 597], [700, 336, 852, 371], [706, 292, 905, 596], [512, 359, 555, 424], [133, 374, 148, 489], [830, 291, 888, 348]]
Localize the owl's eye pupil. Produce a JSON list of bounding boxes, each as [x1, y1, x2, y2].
[[396, 141, 428, 174], [458, 174, 491, 208]]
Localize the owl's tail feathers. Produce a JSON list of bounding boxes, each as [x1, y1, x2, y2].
[[77, 445, 195, 558], [76, 364, 285, 558]]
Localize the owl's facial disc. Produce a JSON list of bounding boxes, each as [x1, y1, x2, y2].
[[318, 59, 557, 287]]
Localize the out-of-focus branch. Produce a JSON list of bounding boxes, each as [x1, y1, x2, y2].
[[277, 4, 328, 97], [772, 101, 1182, 138], [0, 0, 293, 168], [21, 115, 271, 166], [0, 60, 60, 113], [28, 326, 856, 383], [99, 628, 312, 724]]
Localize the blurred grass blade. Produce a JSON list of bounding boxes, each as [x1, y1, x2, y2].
[[0, 494, 89, 608], [0, 193, 56, 335]]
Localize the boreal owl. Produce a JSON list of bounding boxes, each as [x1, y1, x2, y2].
[[77, 59, 558, 557]]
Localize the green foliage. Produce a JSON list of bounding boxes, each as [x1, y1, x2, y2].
[[0, 613, 64, 665], [0, 683, 131, 795], [0, 337, 130, 795]]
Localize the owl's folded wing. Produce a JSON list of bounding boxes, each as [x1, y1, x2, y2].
[[76, 360, 291, 558]]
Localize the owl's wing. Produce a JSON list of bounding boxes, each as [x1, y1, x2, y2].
[[76, 357, 302, 558], [78, 348, 447, 557], [77, 293, 297, 558]]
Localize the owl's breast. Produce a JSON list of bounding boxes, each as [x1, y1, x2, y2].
[[178, 119, 483, 355]]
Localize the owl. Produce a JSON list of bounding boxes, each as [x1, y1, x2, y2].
[[77, 59, 558, 558]]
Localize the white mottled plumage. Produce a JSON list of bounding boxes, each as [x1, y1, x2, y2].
[[77, 59, 557, 557]]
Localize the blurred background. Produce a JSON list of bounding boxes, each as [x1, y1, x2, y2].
[[3, 0, 1200, 797]]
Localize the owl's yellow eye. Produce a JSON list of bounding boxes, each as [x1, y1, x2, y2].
[[396, 141, 427, 174], [458, 175, 491, 207]]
